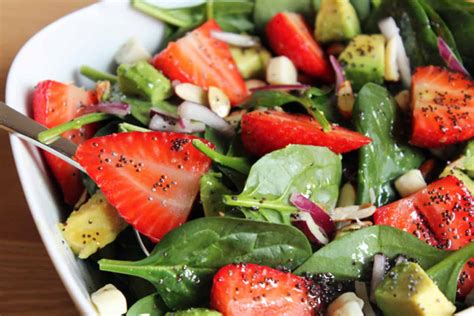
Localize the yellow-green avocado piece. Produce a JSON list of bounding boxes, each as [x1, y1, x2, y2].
[[375, 262, 456, 316], [315, 0, 361, 43], [59, 191, 127, 259], [117, 60, 172, 104], [230, 46, 271, 79], [339, 34, 385, 91]]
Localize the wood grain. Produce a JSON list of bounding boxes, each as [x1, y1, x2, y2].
[[0, 1, 94, 315]]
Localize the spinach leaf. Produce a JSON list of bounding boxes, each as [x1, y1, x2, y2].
[[224, 145, 342, 223], [253, 0, 314, 33], [354, 83, 424, 206], [122, 97, 177, 126], [204, 127, 229, 154], [242, 89, 332, 130], [295, 225, 449, 279], [99, 217, 312, 310], [192, 139, 251, 174], [200, 172, 233, 217], [418, 0, 461, 60], [127, 293, 168, 316], [427, 242, 474, 302], [137, 0, 255, 48], [132, 0, 203, 28], [366, 0, 448, 68], [350, 0, 371, 21], [425, 0, 474, 74], [464, 141, 474, 177]]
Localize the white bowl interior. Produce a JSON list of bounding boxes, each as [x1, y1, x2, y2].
[[4, 1, 196, 314]]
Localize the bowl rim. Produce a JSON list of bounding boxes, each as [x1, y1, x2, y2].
[[5, 2, 102, 314]]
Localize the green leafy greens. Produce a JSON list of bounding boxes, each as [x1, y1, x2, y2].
[[354, 83, 424, 206], [427, 242, 474, 302], [99, 217, 312, 310], [223, 145, 341, 224], [295, 225, 449, 279]]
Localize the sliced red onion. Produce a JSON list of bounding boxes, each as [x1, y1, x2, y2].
[[437, 37, 470, 77], [177, 101, 234, 137], [79, 102, 131, 117], [329, 55, 345, 88], [211, 30, 259, 47], [290, 192, 336, 239], [379, 17, 411, 87], [149, 107, 179, 119], [291, 212, 329, 246], [250, 84, 310, 92], [370, 254, 388, 302], [149, 114, 205, 133], [179, 118, 206, 133]]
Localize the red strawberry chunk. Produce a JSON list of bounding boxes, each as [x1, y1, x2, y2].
[[411, 66, 474, 148], [459, 259, 474, 298], [374, 175, 474, 299], [152, 20, 249, 105], [33, 80, 97, 204], [241, 110, 371, 156], [74, 132, 212, 242], [211, 263, 318, 316], [266, 12, 334, 83], [375, 176, 474, 250]]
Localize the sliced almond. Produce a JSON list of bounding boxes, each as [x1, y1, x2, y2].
[[175, 83, 208, 105], [245, 79, 266, 90], [395, 90, 410, 111], [266, 56, 298, 85], [208, 86, 231, 118], [225, 109, 247, 128], [332, 204, 376, 222], [337, 80, 355, 118]]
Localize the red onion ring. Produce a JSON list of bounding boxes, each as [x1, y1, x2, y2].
[[329, 55, 345, 88], [290, 193, 336, 238], [79, 102, 131, 117], [438, 36, 470, 77]]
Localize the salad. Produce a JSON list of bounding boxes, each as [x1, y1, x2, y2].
[[29, 0, 474, 315]]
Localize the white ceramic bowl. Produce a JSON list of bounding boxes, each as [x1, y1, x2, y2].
[[5, 1, 199, 314]]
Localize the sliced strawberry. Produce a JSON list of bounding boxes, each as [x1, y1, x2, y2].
[[74, 132, 212, 242], [152, 20, 249, 105], [411, 66, 474, 148], [375, 176, 474, 250], [266, 12, 334, 83], [373, 197, 439, 247], [374, 175, 474, 299], [33, 80, 97, 205], [210, 263, 318, 316], [241, 110, 371, 156], [459, 259, 474, 298]]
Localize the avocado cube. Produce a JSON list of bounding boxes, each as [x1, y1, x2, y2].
[[117, 60, 172, 105], [339, 34, 385, 91], [59, 192, 127, 259], [315, 0, 361, 43], [375, 262, 456, 316]]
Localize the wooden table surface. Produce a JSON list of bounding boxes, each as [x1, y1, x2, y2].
[[0, 1, 94, 315]]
